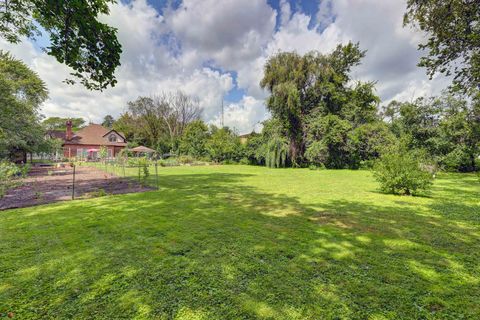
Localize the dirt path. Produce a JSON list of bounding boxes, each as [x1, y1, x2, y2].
[[0, 165, 153, 210]]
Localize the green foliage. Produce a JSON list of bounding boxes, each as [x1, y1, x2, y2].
[[98, 146, 108, 162], [118, 92, 202, 153], [178, 155, 194, 164], [0, 0, 122, 90], [205, 126, 242, 163], [404, 0, 480, 93], [179, 120, 209, 158], [101, 115, 115, 128], [373, 147, 434, 195], [0, 160, 22, 197], [305, 114, 352, 168], [43, 117, 85, 131], [265, 136, 289, 168], [0, 50, 48, 158], [260, 42, 380, 167], [385, 92, 480, 172]]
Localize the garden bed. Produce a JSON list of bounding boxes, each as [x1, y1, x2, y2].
[[0, 164, 153, 210]]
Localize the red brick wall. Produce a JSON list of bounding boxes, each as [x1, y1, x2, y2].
[[63, 144, 125, 159]]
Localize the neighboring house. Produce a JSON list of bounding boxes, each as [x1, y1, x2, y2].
[[239, 132, 255, 144], [46, 120, 127, 159]]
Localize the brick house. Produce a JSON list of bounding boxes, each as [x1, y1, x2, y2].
[[47, 120, 127, 159]]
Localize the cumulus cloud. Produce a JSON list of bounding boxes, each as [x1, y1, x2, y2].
[[0, 0, 450, 134], [211, 96, 269, 134]]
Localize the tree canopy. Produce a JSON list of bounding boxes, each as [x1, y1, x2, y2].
[[0, 0, 122, 90], [404, 0, 480, 93], [0, 50, 49, 158], [43, 117, 85, 131], [260, 42, 381, 168]]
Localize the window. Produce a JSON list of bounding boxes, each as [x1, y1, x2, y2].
[[108, 133, 117, 142]]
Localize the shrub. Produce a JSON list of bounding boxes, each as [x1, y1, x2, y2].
[[373, 148, 434, 196], [178, 155, 194, 164], [239, 157, 250, 165], [0, 161, 21, 198]]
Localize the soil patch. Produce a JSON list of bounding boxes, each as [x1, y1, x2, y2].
[[0, 165, 153, 210]]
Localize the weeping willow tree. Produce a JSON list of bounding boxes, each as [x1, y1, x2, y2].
[[255, 119, 290, 168], [265, 136, 289, 168]]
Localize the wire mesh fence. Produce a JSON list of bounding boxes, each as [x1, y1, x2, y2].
[[0, 160, 159, 210]]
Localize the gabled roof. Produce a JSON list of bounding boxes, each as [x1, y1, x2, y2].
[[130, 146, 156, 153], [63, 124, 127, 146], [102, 129, 126, 140]]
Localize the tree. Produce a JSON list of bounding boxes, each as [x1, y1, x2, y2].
[[260, 42, 380, 167], [153, 91, 202, 149], [373, 145, 434, 196], [179, 120, 209, 158], [386, 92, 480, 172], [102, 115, 115, 128], [0, 0, 122, 90], [120, 92, 202, 153], [404, 0, 480, 93], [205, 126, 241, 162], [0, 50, 48, 159], [43, 117, 85, 131], [305, 114, 352, 168]]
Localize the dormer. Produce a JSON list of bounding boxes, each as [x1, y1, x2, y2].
[[102, 129, 126, 143]]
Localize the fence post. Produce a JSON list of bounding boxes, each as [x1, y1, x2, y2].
[[72, 164, 76, 200], [155, 161, 159, 190]]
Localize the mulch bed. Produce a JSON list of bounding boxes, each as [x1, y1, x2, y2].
[[0, 164, 153, 210]]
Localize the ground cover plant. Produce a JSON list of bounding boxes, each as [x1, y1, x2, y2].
[[0, 165, 479, 319]]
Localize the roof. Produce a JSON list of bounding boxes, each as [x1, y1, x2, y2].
[[46, 130, 66, 140], [63, 124, 127, 146], [130, 146, 156, 153]]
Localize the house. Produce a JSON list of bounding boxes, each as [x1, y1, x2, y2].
[[47, 120, 127, 159], [239, 132, 256, 144]]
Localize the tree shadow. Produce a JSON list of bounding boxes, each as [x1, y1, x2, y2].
[[1, 172, 479, 319]]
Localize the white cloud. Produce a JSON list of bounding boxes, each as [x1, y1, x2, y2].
[[211, 96, 269, 134], [167, 0, 276, 70], [0, 0, 451, 135]]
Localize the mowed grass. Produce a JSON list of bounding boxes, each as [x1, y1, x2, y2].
[[0, 166, 479, 319]]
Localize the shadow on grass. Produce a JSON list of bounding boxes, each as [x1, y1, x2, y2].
[[0, 172, 479, 319]]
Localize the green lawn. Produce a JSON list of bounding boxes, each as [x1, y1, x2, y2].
[[1, 166, 479, 319]]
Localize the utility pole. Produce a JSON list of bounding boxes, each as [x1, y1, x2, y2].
[[221, 98, 224, 128]]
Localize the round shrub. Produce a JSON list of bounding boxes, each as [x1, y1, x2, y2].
[[373, 149, 434, 196]]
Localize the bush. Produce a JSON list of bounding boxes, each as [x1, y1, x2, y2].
[[178, 155, 194, 164], [373, 148, 434, 196], [239, 157, 250, 165], [0, 161, 22, 198]]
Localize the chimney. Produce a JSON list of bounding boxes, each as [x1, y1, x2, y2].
[[66, 120, 73, 140]]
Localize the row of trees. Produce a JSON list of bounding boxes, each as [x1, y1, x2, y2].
[[232, 42, 479, 173]]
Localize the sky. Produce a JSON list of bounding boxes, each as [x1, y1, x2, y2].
[[0, 0, 450, 134]]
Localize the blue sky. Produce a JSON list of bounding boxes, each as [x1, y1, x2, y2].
[[0, 0, 449, 133]]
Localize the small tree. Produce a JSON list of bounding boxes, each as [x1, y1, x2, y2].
[[99, 146, 108, 163], [373, 146, 434, 196]]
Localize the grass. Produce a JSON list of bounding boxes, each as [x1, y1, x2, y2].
[[0, 165, 479, 319]]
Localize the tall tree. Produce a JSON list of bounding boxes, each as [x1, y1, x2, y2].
[[260, 42, 380, 167], [0, 0, 122, 90], [102, 115, 115, 128], [120, 92, 202, 152], [404, 0, 480, 93], [0, 50, 48, 158], [153, 91, 202, 148], [179, 120, 209, 158]]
